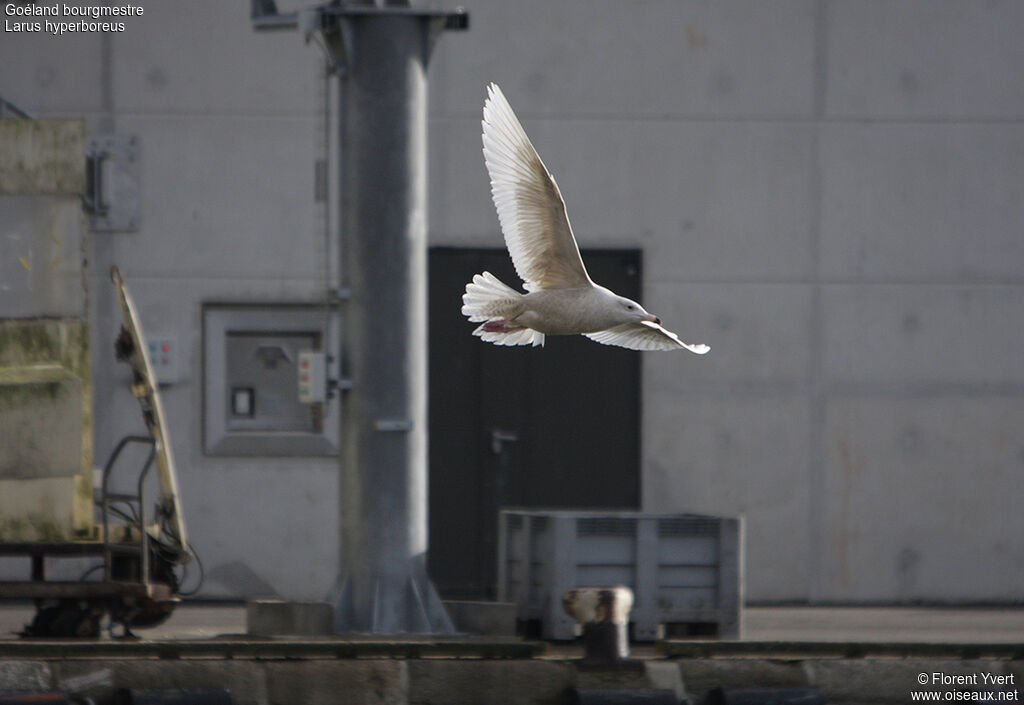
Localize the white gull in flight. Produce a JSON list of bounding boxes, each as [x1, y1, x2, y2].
[[461, 83, 710, 354]]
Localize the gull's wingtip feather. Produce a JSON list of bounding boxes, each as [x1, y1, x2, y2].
[[484, 82, 502, 108]]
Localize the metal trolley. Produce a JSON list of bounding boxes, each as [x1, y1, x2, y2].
[[0, 268, 195, 637]]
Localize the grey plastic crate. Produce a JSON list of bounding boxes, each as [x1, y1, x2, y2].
[[497, 509, 743, 640]]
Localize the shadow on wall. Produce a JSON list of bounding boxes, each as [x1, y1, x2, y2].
[[206, 560, 278, 597]]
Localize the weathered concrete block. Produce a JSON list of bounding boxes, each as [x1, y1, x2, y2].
[[574, 667, 649, 693], [0, 319, 90, 375], [0, 120, 85, 195], [0, 193, 86, 315], [806, 658, 1015, 705], [263, 660, 406, 705], [0, 477, 79, 543], [645, 661, 688, 704], [53, 660, 268, 705], [407, 660, 573, 705], [51, 665, 116, 697], [0, 660, 51, 689], [0, 318, 92, 541], [0, 196, 86, 318], [0, 371, 82, 479], [246, 599, 333, 636], [677, 658, 808, 701]]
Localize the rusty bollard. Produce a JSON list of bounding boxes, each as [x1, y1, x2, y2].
[[562, 586, 634, 664]]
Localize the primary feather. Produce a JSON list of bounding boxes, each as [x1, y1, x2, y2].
[[481, 84, 591, 291]]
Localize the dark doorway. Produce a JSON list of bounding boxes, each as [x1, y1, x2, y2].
[[428, 247, 642, 600]]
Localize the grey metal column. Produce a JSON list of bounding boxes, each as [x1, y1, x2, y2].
[[252, 0, 466, 635], [332, 9, 458, 634]]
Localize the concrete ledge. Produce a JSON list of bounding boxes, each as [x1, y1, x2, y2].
[[264, 661, 406, 705], [805, 658, 1020, 705], [0, 659, 50, 689], [660, 640, 1024, 659], [0, 637, 546, 660], [676, 658, 810, 699], [408, 660, 573, 705], [0, 640, 1020, 705], [53, 660, 268, 705], [4, 638, 1019, 661]]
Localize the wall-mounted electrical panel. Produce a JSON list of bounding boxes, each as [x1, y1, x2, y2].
[[203, 306, 339, 456]]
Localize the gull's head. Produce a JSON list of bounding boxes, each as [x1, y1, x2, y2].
[[616, 296, 660, 325]]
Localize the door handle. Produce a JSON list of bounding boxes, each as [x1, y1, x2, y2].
[[491, 428, 519, 455]]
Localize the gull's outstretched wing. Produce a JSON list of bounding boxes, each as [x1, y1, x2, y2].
[[585, 320, 711, 354], [482, 83, 592, 291]]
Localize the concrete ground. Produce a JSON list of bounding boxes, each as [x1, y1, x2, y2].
[[741, 606, 1024, 643], [0, 602, 1020, 705], [1, 602, 1022, 643]]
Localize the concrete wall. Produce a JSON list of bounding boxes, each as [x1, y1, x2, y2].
[[425, 0, 1024, 604], [3, 1, 1022, 603]]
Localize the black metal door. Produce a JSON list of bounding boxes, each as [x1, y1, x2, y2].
[[428, 247, 642, 599]]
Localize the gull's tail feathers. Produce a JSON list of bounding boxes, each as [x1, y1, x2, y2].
[[462, 271, 544, 347]]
